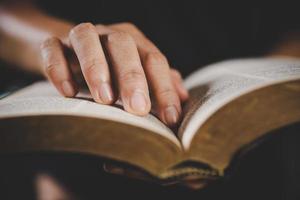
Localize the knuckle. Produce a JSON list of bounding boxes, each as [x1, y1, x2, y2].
[[107, 31, 134, 43], [119, 22, 137, 29], [81, 59, 98, 73], [119, 70, 145, 83], [145, 52, 168, 67], [69, 22, 95, 37], [111, 22, 141, 36], [171, 69, 182, 78], [158, 87, 176, 99], [81, 59, 103, 83], [40, 37, 60, 50], [44, 63, 58, 75]]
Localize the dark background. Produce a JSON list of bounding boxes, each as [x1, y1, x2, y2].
[[1, 0, 299, 92], [0, 0, 300, 199]]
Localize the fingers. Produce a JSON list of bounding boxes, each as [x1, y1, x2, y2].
[[103, 32, 151, 115], [69, 23, 114, 104], [108, 22, 188, 126], [40, 37, 78, 97], [170, 69, 189, 102], [69, 23, 151, 116], [43, 22, 188, 127], [142, 51, 182, 126]]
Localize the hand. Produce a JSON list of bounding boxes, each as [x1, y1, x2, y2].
[[40, 22, 188, 126]]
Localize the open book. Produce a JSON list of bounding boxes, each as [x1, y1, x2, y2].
[[1, 58, 300, 187]]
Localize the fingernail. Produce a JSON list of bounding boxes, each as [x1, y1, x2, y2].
[[61, 81, 75, 97], [99, 82, 114, 104], [164, 105, 179, 126], [130, 90, 148, 114]]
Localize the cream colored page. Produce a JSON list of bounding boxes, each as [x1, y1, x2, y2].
[[0, 81, 180, 146], [180, 58, 300, 150]]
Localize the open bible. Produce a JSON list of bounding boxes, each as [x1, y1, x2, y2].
[[1, 58, 300, 187]]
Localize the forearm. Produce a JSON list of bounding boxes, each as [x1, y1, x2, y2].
[[268, 32, 300, 58], [0, 1, 73, 74]]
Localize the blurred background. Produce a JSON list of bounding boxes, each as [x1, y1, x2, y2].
[[0, 0, 299, 199]]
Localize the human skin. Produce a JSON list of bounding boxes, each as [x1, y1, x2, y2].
[[1, 2, 300, 125], [0, 1, 189, 127], [1, 1, 300, 198]]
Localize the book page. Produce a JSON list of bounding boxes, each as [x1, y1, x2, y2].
[[0, 81, 180, 147], [180, 58, 300, 150]]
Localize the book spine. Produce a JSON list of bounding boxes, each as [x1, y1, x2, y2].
[[159, 167, 220, 180]]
